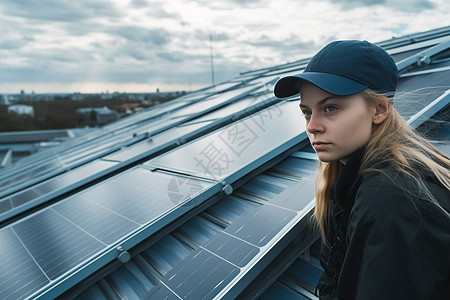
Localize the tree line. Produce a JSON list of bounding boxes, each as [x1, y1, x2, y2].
[[0, 94, 179, 132]]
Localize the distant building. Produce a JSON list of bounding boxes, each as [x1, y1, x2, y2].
[[0, 94, 9, 105], [120, 103, 141, 114], [76, 106, 121, 124], [8, 104, 34, 117]]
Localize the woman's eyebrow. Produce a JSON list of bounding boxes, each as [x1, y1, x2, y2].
[[300, 96, 336, 109]]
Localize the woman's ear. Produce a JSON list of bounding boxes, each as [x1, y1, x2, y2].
[[373, 96, 389, 124]]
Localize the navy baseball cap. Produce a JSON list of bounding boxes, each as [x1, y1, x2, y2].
[[274, 40, 398, 98]]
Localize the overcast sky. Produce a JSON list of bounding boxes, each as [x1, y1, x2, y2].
[[1, 0, 449, 94]]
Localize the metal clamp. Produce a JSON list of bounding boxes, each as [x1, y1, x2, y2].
[[117, 246, 131, 263], [221, 181, 233, 195], [417, 55, 431, 66]]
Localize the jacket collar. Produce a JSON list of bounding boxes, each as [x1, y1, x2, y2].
[[333, 147, 365, 213]]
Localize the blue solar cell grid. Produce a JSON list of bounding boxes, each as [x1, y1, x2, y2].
[[0, 167, 215, 300], [147, 101, 307, 181]]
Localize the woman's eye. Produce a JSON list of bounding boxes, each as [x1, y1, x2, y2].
[[325, 106, 337, 112], [302, 110, 312, 117]]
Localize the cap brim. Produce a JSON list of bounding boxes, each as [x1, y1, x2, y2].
[[274, 72, 368, 98]]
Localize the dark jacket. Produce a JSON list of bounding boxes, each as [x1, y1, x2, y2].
[[317, 149, 450, 299]]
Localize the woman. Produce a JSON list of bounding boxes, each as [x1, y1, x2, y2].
[[274, 40, 450, 299]]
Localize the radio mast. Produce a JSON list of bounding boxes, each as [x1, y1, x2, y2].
[[209, 34, 215, 87]]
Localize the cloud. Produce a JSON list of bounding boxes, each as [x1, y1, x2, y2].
[[329, 0, 435, 10], [0, 36, 33, 50], [0, 0, 120, 22], [112, 26, 171, 45], [0, 0, 448, 94]]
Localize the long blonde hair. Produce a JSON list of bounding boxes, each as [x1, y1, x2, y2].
[[313, 89, 450, 239]]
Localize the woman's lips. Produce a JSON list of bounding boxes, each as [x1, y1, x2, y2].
[[312, 142, 330, 150]]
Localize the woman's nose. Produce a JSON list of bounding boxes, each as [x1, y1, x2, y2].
[[307, 114, 325, 134]]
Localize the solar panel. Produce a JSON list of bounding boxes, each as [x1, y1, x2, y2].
[[204, 233, 259, 267], [270, 178, 316, 211], [147, 101, 307, 181], [104, 94, 279, 164], [224, 205, 296, 247], [54, 196, 139, 245], [1, 167, 216, 300], [81, 168, 208, 225], [10, 189, 41, 207], [143, 168, 316, 299], [0, 160, 63, 195], [33, 160, 117, 194], [13, 209, 106, 280], [102, 139, 158, 162], [183, 95, 272, 123], [159, 248, 240, 300], [0, 228, 49, 300], [0, 199, 11, 213], [0, 160, 118, 222], [395, 69, 450, 121], [241, 174, 297, 200], [270, 156, 317, 178]]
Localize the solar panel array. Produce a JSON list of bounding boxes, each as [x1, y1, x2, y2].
[[74, 147, 318, 300], [0, 26, 449, 300]]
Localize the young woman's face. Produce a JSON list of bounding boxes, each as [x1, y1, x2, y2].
[[299, 81, 377, 164]]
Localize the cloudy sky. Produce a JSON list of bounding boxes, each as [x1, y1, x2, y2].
[[1, 0, 449, 94]]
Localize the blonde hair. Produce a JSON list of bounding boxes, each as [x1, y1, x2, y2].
[[313, 89, 450, 240]]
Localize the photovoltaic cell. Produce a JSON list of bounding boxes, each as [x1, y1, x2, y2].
[[151, 121, 214, 146], [242, 174, 296, 200], [83, 182, 157, 224], [0, 228, 49, 300], [0, 160, 118, 219], [270, 178, 316, 211], [178, 217, 222, 245], [103, 140, 156, 162], [183, 96, 268, 124], [271, 157, 317, 177], [0, 199, 12, 213], [145, 235, 192, 272], [13, 209, 106, 280], [33, 160, 117, 195], [2, 166, 214, 299], [206, 195, 258, 224], [30, 160, 62, 178], [11, 189, 42, 207], [204, 233, 259, 267], [224, 205, 296, 247], [54, 196, 139, 245], [147, 101, 306, 181], [160, 249, 240, 299], [80, 170, 189, 225]]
